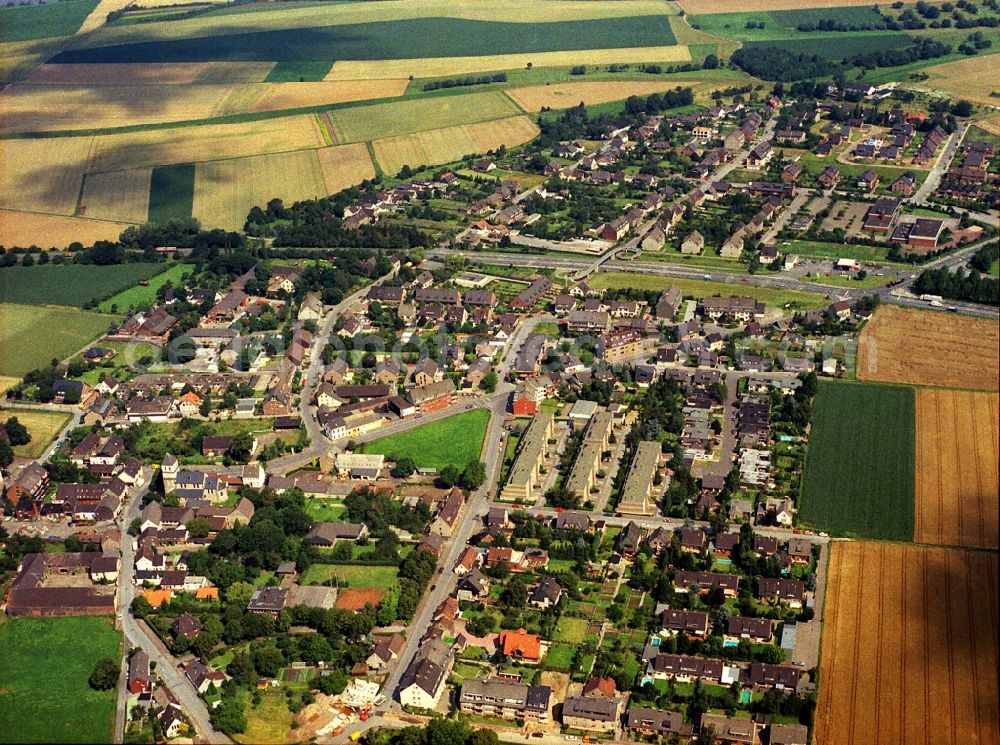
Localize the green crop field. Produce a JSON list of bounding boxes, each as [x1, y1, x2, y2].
[[148, 164, 195, 223], [0, 304, 113, 377], [97, 263, 191, 313], [0, 616, 121, 744], [588, 272, 829, 311], [0, 263, 167, 308], [326, 90, 523, 143], [690, 6, 885, 41], [54, 15, 677, 64], [800, 381, 915, 541], [264, 60, 333, 82], [0, 0, 99, 43], [361, 409, 490, 470]]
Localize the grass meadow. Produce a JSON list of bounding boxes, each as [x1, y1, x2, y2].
[[800, 381, 915, 541], [0, 303, 112, 376], [1, 409, 72, 458], [361, 409, 490, 470], [98, 262, 190, 312], [0, 616, 121, 744], [300, 563, 399, 589], [0, 263, 169, 307]]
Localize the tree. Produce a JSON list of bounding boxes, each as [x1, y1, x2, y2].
[[89, 657, 119, 690], [130, 595, 152, 620], [437, 464, 460, 488], [3, 417, 30, 446], [393, 456, 416, 478], [459, 460, 486, 490], [226, 581, 255, 608], [227, 432, 255, 463], [317, 668, 348, 695], [211, 695, 247, 735], [482, 370, 498, 393], [0, 440, 14, 469], [469, 730, 500, 745], [64, 534, 83, 552], [227, 652, 257, 686], [128, 517, 142, 536], [187, 517, 212, 539]]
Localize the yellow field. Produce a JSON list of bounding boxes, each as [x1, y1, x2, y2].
[[678, 0, 917, 11], [192, 149, 330, 230], [507, 80, 701, 112], [326, 46, 692, 81], [0, 137, 95, 215], [78, 0, 133, 33], [315, 143, 376, 195], [87, 0, 674, 46], [1, 409, 72, 458], [0, 376, 21, 394], [90, 115, 325, 172], [22, 62, 275, 85], [247, 79, 409, 112], [0, 210, 127, 248], [79, 168, 152, 224], [668, 14, 740, 57], [916, 56, 1000, 106], [372, 115, 540, 176]]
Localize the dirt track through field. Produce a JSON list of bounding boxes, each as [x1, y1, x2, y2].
[[915, 389, 999, 549], [816, 541, 999, 745], [857, 305, 999, 390]]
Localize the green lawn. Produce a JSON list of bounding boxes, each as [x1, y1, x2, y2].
[[544, 642, 576, 671], [588, 272, 829, 311], [305, 498, 346, 522], [554, 616, 589, 644], [0, 303, 113, 377], [0, 0, 98, 42], [97, 263, 191, 313], [148, 163, 195, 223], [781, 239, 896, 264], [0, 263, 169, 308], [800, 381, 915, 541], [805, 273, 892, 289], [361, 409, 490, 470], [300, 563, 399, 589], [0, 616, 121, 744]]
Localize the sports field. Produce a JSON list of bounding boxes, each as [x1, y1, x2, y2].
[[0, 263, 167, 307], [816, 541, 998, 745], [0, 303, 112, 376], [915, 389, 999, 550], [800, 381, 915, 541], [361, 409, 490, 471], [0, 616, 122, 743], [1, 409, 72, 458], [372, 116, 539, 176], [98, 262, 190, 313], [857, 306, 1000, 391]]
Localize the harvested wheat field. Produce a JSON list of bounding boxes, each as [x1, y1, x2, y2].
[[507, 80, 698, 112], [915, 389, 999, 549], [79, 168, 152, 224], [0, 210, 127, 248], [918, 56, 1000, 107], [0, 137, 95, 215], [326, 46, 691, 81], [678, 0, 916, 11], [372, 116, 539, 176], [192, 149, 329, 230], [23, 62, 212, 85], [315, 143, 376, 195], [247, 79, 409, 113], [78, 0, 132, 33], [816, 541, 998, 745], [90, 115, 325, 172], [857, 305, 999, 390]]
